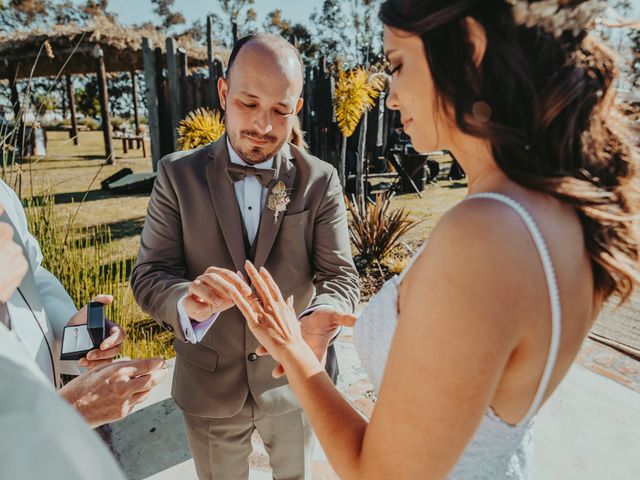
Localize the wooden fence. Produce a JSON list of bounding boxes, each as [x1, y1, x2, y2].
[[142, 35, 397, 197]]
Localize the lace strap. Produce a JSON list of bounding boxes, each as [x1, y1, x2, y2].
[[465, 193, 562, 425]]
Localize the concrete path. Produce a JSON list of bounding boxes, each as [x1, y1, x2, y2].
[[109, 329, 640, 479]]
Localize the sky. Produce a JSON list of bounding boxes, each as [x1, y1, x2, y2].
[[93, 0, 324, 28]]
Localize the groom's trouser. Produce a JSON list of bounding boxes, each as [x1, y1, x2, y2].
[[183, 394, 313, 480]]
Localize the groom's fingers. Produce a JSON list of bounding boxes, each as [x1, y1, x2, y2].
[[189, 280, 223, 306], [256, 345, 270, 356], [272, 364, 285, 378], [205, 267, 252, 296]]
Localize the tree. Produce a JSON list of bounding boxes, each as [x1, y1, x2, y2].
[[207, 0, 257, 48], [151, 0, 185, 31], [1, 0, 117, 31], [631, 28, 640, 91], [263, 9, 319, 63], [310, 0, 382, 65]]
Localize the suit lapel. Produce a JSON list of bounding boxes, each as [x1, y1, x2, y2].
[[206, 136, 247, 273], [253, 144, 296, 269]]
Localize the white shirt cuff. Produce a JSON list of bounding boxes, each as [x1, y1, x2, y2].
[[177, 294, 218, 343]]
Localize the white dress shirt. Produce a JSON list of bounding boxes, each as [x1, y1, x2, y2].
[[177, 140, 332, 343]]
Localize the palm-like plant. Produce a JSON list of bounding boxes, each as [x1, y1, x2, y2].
[[335, 66, 385, 137], [346, 192, 420, 264], [333, 66, 387, 190], [177, 108, 226, 150]]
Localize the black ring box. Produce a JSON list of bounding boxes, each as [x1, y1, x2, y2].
[[60, 302, 106, 361]]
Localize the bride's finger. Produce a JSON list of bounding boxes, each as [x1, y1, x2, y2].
[[245, 261, 279, 313], [256, 345, 270, 356], [258, 267, 284, 303], [227, 286, 260, 325]]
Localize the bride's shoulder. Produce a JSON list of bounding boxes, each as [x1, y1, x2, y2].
[[408, 195, 542, 286]]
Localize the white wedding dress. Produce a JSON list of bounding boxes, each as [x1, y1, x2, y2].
[[354, 193, 562, 479]]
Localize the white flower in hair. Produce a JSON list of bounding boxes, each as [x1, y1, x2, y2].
[[507, 0, 609, 38]]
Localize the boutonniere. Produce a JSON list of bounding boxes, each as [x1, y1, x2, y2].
[[267, 181, 291, 224]]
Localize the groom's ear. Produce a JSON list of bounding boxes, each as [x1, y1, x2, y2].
[[217, 77, 228, 110]]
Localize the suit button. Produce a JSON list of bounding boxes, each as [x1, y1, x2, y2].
[[247, 353, 258, 362]]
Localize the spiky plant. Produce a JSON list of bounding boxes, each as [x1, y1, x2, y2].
[[346, 192, 420, 264], [177, 107, 226, 150], [334, 66, 387, 188], [334, 66, 386, 138]]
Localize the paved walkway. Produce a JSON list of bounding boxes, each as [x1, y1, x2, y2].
[[108, 330, 640, 480]]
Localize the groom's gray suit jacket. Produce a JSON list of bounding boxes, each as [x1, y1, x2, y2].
[[131, 135, 359, 419]]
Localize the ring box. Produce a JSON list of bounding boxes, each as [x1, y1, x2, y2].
[[60, 302, 106, 361]]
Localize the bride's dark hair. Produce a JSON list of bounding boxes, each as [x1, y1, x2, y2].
[[380, 0, 640, 303]]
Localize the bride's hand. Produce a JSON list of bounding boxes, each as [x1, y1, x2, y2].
[[228, 261, 311, 373]]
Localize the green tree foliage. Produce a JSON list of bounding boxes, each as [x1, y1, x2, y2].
[[310, 0, 383, 65], [263, 9, 319, 63], [150, 0, 185, 31]]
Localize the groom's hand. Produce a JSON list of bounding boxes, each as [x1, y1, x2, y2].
[[184, 267, 252, 322], [299, 307, 356, 365]]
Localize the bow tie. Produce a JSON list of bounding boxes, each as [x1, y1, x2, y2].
[[226, 163, 276, 188]]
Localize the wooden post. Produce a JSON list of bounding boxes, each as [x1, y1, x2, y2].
[[165, 37, 179, 151], [142, 37, 161, 171], [10, 77, 22, 153], [206, 15, 217, 108], [94, 45, 115, 164], [356, 113, 368, 207], [178, 48, 189, 118], [65, 74, 79, 145], [130, 70, 140, 134], [61, 79, 67, 119]]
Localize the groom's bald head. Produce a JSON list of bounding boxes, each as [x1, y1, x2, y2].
[[225, 33, 304, 94]]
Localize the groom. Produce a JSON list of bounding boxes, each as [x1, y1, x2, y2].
[[131, 33, 359, 480]]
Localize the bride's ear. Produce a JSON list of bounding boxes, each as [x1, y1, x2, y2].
[[464, 17, 487, 68]]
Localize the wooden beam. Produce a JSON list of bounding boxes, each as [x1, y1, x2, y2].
[[165, 37, 179, 151], [65, 74, 79, 145], [130, 70, 140, 135], [95, 46, 115, 164], [178, 48, 189, 118], [206, 15, 217, 109], [142, 37, 161, 171]]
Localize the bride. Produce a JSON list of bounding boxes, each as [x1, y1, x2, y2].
[[214, 0, 639, 478]]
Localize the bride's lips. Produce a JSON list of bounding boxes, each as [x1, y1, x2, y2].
[[402, 118, 413, 129]]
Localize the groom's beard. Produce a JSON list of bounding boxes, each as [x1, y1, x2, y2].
[[229, 128, 285, 165]]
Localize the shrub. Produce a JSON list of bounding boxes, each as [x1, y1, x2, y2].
[[177, 108, 225, 150], [346, 192, 420, 265]]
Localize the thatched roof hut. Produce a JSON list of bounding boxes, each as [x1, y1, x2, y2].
[[0, 16, 225, 79]]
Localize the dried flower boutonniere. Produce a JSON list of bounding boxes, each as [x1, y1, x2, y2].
[[267, 181, 290, 224]]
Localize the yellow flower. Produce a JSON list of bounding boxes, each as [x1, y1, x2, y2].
[[334, 66, 387, 138], [177, 108, 226, 150]]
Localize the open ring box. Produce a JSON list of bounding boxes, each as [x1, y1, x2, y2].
[[60, 302, 106, 361]]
